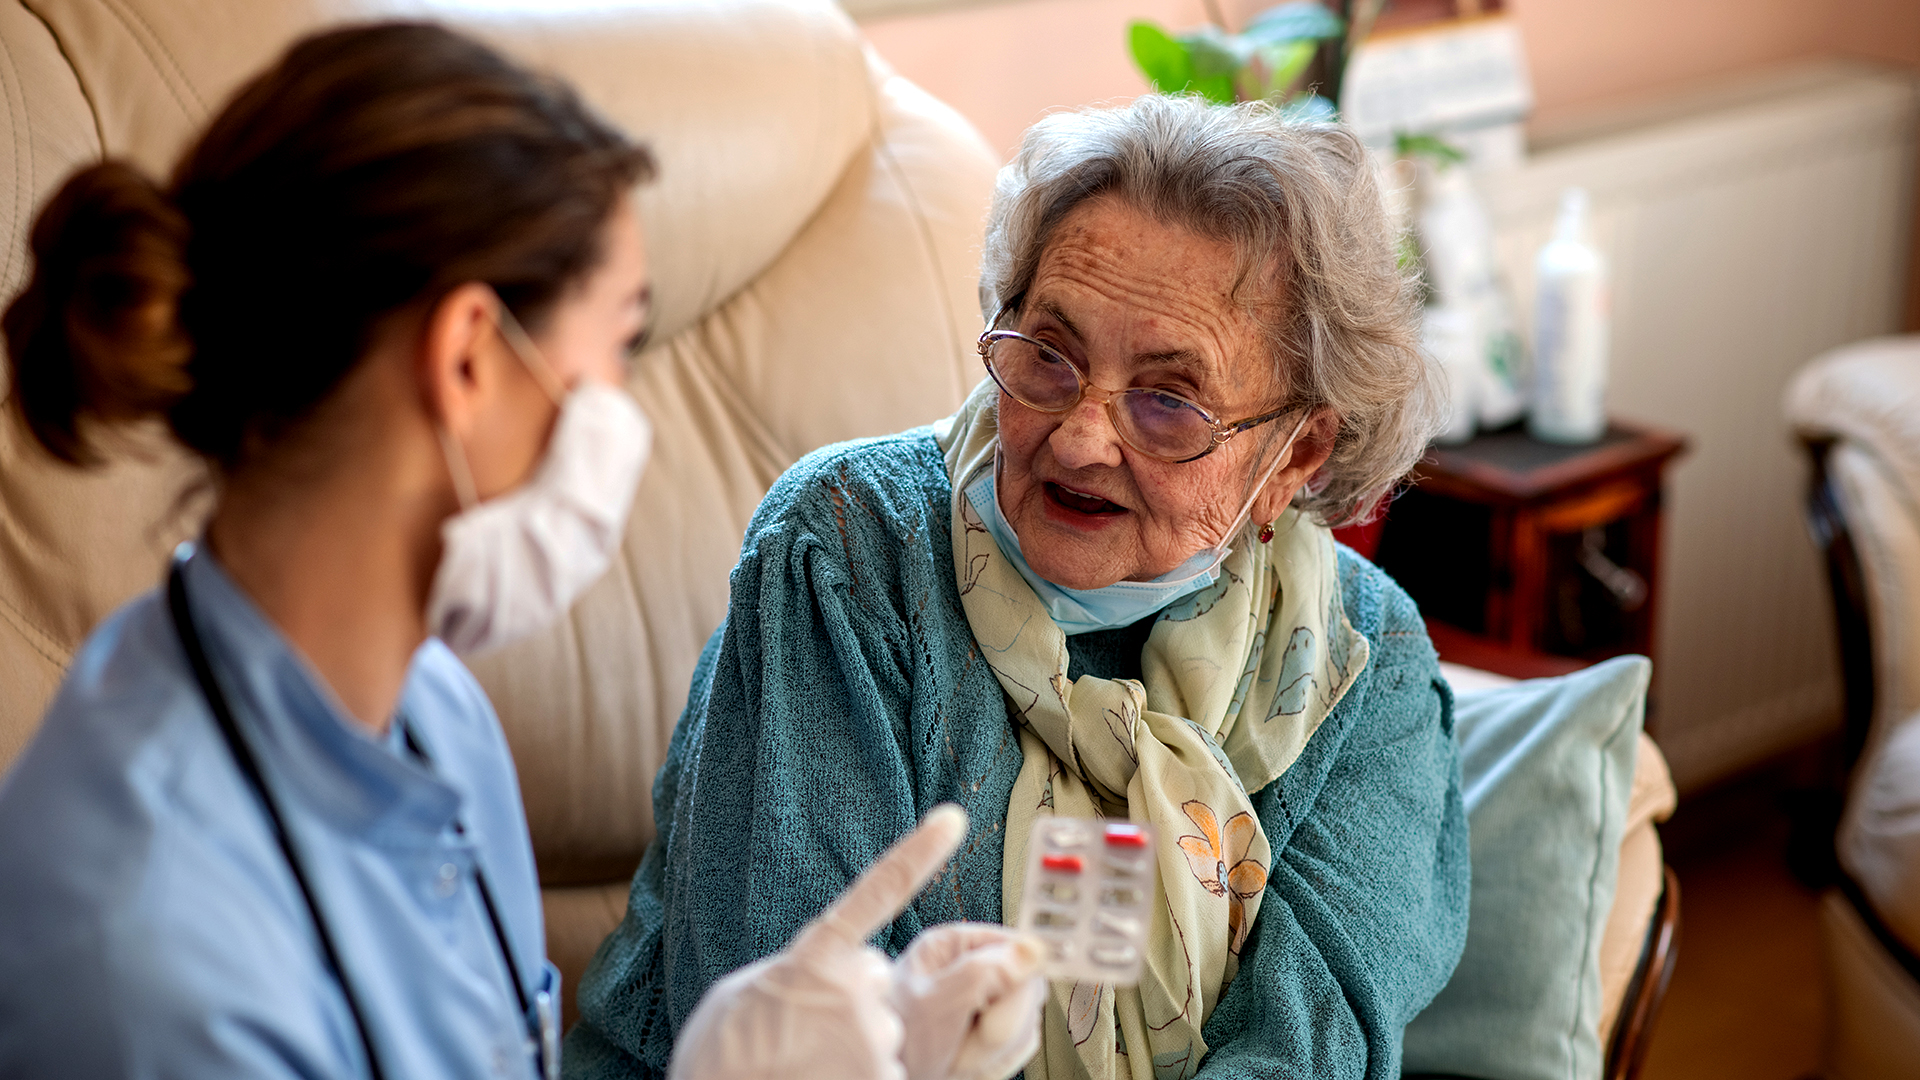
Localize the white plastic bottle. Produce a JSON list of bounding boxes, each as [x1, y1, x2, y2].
[[1417, 161, 1528, 429], [1423, 303, 1480, 445], [1529, 188, 1610, 444]]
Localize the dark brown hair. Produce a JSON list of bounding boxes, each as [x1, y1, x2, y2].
[[5, 21, 654, 466]]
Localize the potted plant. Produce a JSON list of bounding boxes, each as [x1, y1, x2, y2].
[[1126, 0, 1388, 118]]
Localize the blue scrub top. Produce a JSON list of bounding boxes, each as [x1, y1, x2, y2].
[[0, 547, 554, 1079]]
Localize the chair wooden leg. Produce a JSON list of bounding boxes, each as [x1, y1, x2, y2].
[[1606, 867, 1682, 1080]]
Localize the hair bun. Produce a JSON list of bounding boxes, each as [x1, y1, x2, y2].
[[5, 161, 192, 463]]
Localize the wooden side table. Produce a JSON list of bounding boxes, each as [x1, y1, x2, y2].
[[1375, 422, 1688, 666]]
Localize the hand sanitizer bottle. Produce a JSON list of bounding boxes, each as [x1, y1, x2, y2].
[[1529, 188, 1609, 444]]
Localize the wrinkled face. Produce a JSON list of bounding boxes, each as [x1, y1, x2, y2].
[[996, 195, 1300, 591]]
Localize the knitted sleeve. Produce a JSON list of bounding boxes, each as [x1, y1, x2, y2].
[[1196, 551, 1471, 1080], [564, 459, 1467, 1080], [564, 437, 940, 1079]]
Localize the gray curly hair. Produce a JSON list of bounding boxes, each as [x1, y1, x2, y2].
[[979, 94, 1444, 527]]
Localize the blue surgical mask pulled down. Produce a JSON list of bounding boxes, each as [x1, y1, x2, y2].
[[965, 471, 1227, 636], [966, 412, 1310, 636]]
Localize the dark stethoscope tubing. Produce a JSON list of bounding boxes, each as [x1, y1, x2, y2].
[[165, 552, 547, 1080]]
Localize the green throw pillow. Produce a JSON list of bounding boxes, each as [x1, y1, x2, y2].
[[1401, 655, 1652, 1080]]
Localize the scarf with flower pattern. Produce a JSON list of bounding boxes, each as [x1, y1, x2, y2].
[[934, 380, 1369, 1080]]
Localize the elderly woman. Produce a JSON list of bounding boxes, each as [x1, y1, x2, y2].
[[569, 95, 1468, 1080]]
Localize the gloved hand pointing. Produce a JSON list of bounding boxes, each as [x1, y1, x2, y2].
[[667, 805, 1045, 1080]]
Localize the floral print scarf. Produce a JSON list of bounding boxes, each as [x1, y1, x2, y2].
[[934, 381, 1369, 1080]]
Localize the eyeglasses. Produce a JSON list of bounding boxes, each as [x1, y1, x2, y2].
[[978, 328, 1298, 463]]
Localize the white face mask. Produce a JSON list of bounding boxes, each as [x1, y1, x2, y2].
[[426, 305, 652, 656]]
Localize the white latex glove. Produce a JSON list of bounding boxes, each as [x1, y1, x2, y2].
[[893, 923, 1047, 1080], [669, 804, 1001, 1080]]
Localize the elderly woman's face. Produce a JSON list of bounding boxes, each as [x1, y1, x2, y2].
[[997, 195, 1320, 591]]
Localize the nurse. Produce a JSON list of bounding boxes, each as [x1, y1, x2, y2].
[[0, 21, 1040, 1080]]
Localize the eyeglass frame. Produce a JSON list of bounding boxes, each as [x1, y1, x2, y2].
[[976, 326, 1302, 464]]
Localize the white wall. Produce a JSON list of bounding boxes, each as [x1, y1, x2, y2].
[[1477, 62, 1919, 789], [858, 0, 1920, 161]]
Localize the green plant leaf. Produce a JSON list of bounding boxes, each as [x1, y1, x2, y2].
[[1280, 93, 1337, 121], [1394, 131, 1468, 166], [1128, 21, 1197, 94], [1243, 1, 1344, 45], [1171, 27, 1246, 103], [1192, 73, 1240, 104], [1255, 40, 1316, 102], [1175, 26, 1248, 79]]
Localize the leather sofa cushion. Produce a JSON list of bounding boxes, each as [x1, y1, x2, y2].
[[0, 0, 999, 892], [21, 0, 879, 347], [465, 53, 995, 885]]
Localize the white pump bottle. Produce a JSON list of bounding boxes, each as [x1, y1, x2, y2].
[[1529, 188, 1610, 444]]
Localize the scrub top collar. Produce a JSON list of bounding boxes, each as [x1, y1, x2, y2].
[[176, 545, 465, 842]]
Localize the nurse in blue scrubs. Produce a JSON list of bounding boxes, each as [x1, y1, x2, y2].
[[0, 21, 1041, 1080]]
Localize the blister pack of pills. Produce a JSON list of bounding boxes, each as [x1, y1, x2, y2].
[[1014, 817, 1157, 985]]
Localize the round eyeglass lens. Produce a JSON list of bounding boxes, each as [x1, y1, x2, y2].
[[987, 335, 1217, 460], [990, 336, 1079, 408], [1117, 390, 1212, 459]]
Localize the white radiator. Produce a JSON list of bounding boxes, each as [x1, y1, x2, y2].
[[1475, 61, 1920, 791]]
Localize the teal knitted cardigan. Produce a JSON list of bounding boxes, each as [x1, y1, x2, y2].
[[567, 429, 1469, 1080]]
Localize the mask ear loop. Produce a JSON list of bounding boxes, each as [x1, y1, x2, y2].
[[491, 296, 570, 406], [1232, 409, 1312, 548], [1166, 408, 1316, 587], [432, 291, 559, 514], [435, 424, 481, 512]]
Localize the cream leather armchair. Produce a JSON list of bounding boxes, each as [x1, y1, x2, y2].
[[1788, 337, 1920, 1079], [0, 0, 996, 1021]]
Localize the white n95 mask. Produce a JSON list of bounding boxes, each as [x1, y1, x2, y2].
[[427, 308, 652, 656]]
